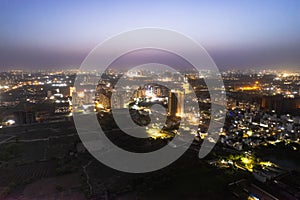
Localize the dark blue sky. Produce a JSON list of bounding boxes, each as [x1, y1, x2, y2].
[[1, 0, 300, 70]]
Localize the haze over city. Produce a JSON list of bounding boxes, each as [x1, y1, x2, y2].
[[1, 0, 300, 70]]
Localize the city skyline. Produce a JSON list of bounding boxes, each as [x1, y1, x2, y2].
[[1, 0, 300, 70], [0, 68, 300, 199]]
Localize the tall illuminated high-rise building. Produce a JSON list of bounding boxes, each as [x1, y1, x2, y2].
[[168, 90, 184, 117]]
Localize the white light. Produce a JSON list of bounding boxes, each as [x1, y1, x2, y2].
[[7, 120, 15, 125]]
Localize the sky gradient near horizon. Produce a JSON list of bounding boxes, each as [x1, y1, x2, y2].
[[1, 0, 300, 70]]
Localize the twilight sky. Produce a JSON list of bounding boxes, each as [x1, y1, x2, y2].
[[0, 0, 300, 70]]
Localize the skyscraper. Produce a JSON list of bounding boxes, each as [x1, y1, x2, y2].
[[168, 90, 184, 117]]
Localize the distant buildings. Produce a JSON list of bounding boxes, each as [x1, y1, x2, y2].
[[111, 90, 126, 109], [14, 111, 36, 125], [261, 95, 284, 113], [261, 95, 300, 114], [96, 93, 110, 110]]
